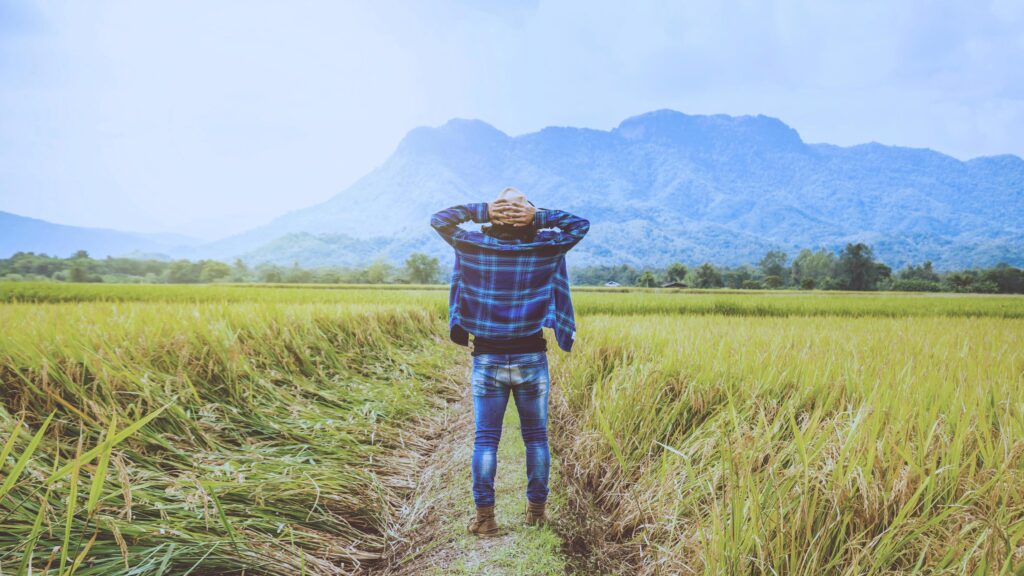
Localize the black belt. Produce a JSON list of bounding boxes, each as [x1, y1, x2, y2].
[[471, 330, 547, 356]]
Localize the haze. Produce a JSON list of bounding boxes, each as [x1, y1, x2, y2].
[[2, 0, 1022, 239]]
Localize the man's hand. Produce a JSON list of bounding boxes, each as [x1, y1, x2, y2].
[[499, 202, 536, 227], [488, 199, 514, 224]]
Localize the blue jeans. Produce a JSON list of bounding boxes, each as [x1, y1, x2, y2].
[[470, 351, 551, 507]]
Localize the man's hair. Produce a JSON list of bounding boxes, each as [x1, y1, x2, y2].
[[482, 199, 538, 242]]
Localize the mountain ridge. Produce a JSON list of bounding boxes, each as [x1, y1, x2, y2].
[[4, 110, 1022, 270], [200, 109, 1021, 269], [0, 211, 202, 260]]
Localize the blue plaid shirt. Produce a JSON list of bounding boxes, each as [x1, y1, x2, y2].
[[430, 203, 590, 352]]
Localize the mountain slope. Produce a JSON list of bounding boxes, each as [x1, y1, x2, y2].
[[0, 211, 201, 259], [187, 110, 1024, 269]]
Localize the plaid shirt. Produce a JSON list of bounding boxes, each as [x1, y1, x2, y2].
[[430, 202, 590, 352]]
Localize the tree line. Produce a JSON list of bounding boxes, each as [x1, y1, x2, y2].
[[2, 244, 1022, 294], [570, 243, 1024, 294], [0, 251, 443, 285]]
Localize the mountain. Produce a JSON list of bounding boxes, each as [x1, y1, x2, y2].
[[7, 111, 1019, 269], [200, 110, 1024, 270], [0, 211, 201, 259]]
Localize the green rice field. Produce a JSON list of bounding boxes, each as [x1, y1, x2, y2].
[[1, 282, 1022, 574]]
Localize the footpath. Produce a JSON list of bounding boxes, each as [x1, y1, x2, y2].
[[381, 362, 573, 576]]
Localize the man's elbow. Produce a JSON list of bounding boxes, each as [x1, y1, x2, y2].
[[576, 219, 591, 239]]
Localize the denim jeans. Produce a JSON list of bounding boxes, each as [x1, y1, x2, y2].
[[470, 351, 551, 507]]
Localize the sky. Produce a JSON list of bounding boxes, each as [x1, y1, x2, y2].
[[2, 0, 1023, 240]]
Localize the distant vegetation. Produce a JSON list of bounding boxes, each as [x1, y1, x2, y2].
[[7, 242, 1020, 294], [0, 249, 443, 285], [573, 242, 1024, 294], [6, 238, 1015, 291]]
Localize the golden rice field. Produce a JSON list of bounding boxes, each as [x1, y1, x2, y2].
[[549, 314, 1024, 574], [1, 282, 1023, 575], [0, 296, 463, 574]]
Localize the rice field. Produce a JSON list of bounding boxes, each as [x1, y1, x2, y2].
[[2, 282, 1023, 574], [548, 314, 1024, 574], [3, 281, 1023, 319], [0, 297, 461, 574]]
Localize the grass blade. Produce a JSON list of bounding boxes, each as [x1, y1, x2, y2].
[[0, 411, 55, 503], [86, 414, 117, 517], [46, 404, 169, 486]]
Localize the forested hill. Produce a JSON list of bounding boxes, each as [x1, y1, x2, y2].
[[6, 110, 1021, 270], [200, 109, 1024, 270]]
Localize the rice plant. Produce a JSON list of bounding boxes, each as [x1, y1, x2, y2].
[[0, 300, 461, 575], [3, 281, 1022, 319], [3, 283, 1022, 574], [548, 314, 1024, 574]]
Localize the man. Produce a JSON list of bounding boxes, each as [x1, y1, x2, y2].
[[430, 187, 590, 537]]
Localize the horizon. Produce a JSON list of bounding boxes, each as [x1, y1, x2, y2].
[[3, 1, 1023, 239]]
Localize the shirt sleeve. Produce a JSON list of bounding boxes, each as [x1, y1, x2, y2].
[[430, 203, 490, 248], [532, 209, 590, 252]]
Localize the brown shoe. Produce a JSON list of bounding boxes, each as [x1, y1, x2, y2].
[[467, 505, 501, 537], [524, 500, 546, 526]]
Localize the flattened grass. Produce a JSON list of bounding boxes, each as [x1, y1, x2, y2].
[[0, 301, 461, 574]]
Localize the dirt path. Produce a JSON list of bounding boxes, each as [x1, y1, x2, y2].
[[380, 363, 574, 576]]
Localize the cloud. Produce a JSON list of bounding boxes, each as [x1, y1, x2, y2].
[[1, 0, 1021, 238]]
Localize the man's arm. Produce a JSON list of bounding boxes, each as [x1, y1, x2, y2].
[[533, 209, 590, 251], [430, 203, 490, 248]]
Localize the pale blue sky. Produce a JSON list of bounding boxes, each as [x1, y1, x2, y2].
[[2, 0, 1022, 239]]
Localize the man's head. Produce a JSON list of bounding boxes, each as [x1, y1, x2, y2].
[[483, 187, 539, 242]]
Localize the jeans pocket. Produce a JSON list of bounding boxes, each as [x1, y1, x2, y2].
[[471, 363, 501, 397]]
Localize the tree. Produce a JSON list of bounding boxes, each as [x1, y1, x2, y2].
[[835, 243, 881, 290], [763, 275, 783, 289], [791, 248, 836, 288], [874, 262, 892, 287], [981, 263, 1024, 294], [635, 271, 657, 287], [944, 270, 998, 294], [67, 253, 102, 283], [167, 260, 202, 283], [759, 251, 788, 285], [665, 263, 688, 283], [569, 264, 640, 286], [897, 261, 940, 283], [693, 263, 723, 288], [404, 252, 441, 284], [257, 264, 284, 283], [69, 262, 88, 283], [231, 258, 250, 282], [723, 265, 756, 289], [199, 261, 232, 283], [364, 259, 395, 284]]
